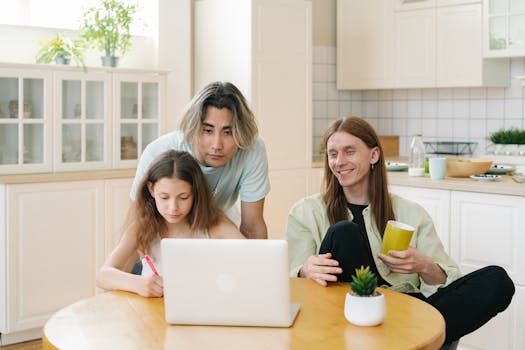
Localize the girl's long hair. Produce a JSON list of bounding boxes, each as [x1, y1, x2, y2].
[[130, 150, 222, 254], [321, 116, 395, 236]]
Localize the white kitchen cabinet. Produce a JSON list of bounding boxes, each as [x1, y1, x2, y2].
[[0, 67, 52, 174], [395, 0, 435, 11], [0, 176, 133, 345], [0, 63, 167, 174], [484, 0, 525, 57], [394, 7, 436, 87], [436, 3, 509, 87], [54, 71, 112, 171], [450, 191, 525, 350], [194, 0, 312, 171], [389, 185, 451, 252], [103, 178, 133, 257], [265, 168, 324, 240], [394, 1, 509, 88], [338, 0, 509, 89], [388, 184, 524, 350], [336, 0, 395, 89], [113, 74, 165, 169]]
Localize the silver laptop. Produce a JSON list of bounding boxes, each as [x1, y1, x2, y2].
[[161, 238, 300, 327]]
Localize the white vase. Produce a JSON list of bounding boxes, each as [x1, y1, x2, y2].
[[344, 291, 386, 326]]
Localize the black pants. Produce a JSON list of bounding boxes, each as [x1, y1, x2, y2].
[[320, 221, 515, 343]]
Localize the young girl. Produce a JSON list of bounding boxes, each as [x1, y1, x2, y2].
[[97, 150, 244, 297]]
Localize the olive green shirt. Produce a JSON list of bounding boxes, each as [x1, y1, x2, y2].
[[285, 193, 461, 297]]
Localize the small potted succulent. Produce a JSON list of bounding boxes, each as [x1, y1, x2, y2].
[[35, 33, 85, 67], [80, 0, 139, 67], [344, 265, 386, 326]]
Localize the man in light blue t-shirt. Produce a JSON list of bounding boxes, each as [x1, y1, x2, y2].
[[130, 82, 270, 239]]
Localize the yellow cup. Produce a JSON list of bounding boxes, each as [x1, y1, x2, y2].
[[381, 220, 415, 256]]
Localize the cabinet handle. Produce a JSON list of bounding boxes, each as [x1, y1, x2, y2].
[[402, 0, 428, 3]]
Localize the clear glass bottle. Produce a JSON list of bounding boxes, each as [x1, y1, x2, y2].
[[408, 134, 425, 177]]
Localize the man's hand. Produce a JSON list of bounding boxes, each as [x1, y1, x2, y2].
[[379, 246, 446, 285], [299, 252, 342, 287]]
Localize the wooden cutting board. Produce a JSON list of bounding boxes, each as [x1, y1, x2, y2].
[[379, 135, 399, 157]]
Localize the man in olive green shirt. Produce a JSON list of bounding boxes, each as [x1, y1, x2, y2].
[[285, 117, 514, 346], [286, 192, 459, 297]]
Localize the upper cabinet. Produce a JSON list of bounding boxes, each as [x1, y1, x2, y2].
[[0, 64, 167, 174], [113, 73, 165, 169], [0, 68, 52, 173], [336, 0, 395, 89], [484, 0, 525, 57], [194, 0, 312, 170], [337, 0, 510, 89]]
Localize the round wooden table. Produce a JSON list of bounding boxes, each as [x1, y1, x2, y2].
[[43, 278, 445, 350]]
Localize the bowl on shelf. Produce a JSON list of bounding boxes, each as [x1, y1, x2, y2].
[[446, 158, 493, 177]]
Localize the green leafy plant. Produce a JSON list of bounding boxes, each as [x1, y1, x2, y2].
[[80, 0, 139, 62], [349, 266, 379, 297], [35, 33, 85, 67], [488, 128, 525, 145]]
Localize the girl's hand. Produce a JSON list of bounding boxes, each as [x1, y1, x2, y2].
[[137, 275, 164, 297]]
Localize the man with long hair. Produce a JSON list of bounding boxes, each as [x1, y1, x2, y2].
[[286, 116, 514, 346]]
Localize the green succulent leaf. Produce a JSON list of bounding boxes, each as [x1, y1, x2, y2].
[[349, 265, 378, 296]]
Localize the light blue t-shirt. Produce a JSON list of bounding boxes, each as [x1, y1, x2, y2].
[[130, 131, 270, 211]]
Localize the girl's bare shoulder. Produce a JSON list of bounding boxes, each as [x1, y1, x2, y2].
[[208, 216, 244, 239]]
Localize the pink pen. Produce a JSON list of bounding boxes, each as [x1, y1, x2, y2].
[[144, 255, 159, 276]]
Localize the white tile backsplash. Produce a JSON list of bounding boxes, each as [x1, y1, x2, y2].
[[312, 46, 525, 157]]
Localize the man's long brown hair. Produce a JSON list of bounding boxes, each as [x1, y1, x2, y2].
[[321, 116, 395, 236]]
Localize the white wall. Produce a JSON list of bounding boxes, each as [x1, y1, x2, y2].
[[0, 0, 193, 133], [0, 24, 156, 68]]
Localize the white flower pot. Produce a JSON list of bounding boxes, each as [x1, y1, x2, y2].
[[344, 292, 386, 326]]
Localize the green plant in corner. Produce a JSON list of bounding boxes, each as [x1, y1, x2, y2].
[[488, 128, 525, 145], [349, 265, 379, 297], [80, 0, 139, 67], [35, 33, 85, 67]]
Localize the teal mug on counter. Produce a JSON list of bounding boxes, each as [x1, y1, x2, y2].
[[429, 157, 447, 180]]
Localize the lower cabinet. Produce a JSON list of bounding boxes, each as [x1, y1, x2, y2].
[[391, 185, 525, 350], [0, 177, 132, 345], [389, 185, 451, 252], [450, 191, 525, 350], [265, 168, 323, 240]]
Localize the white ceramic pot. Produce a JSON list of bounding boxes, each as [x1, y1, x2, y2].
[[344, 292, 386, 326]]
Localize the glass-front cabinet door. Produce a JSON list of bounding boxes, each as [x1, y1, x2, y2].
[[54, 72, 111, 171], [484, 0, 525, 57], [113, 74, 165, 168], [0, 68, 52, 174]]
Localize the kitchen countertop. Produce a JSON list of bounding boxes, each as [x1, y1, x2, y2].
[[387, 171, 525, 197], [0, 169, 136, 184]]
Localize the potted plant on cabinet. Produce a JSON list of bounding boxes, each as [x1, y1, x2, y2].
[[80, 0, 139, 67], [35, 33, 85, 67], [487, 128, 525, 156], [344, 265, 386, 326]]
